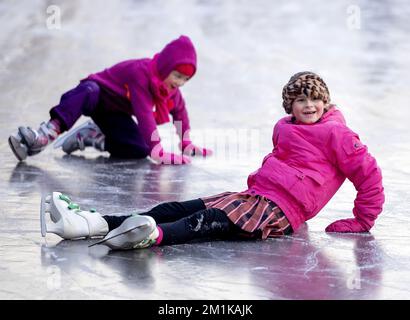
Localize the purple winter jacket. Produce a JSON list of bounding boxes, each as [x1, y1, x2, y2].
[[86, 35, 197, 152], [245, 107, 385, 232]]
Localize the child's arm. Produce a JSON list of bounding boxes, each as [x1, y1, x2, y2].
[[129, 82, 190, 164], [169, 92, 191, 145], [326, 127, 385, 233], [129, 82, 161, 151], [170, 91, 212, 157]]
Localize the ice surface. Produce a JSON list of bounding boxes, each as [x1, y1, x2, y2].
[[1, 0, 410, 299]]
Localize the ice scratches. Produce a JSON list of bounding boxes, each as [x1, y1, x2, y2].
[[251, 266, 269, 271], [164, 246, 187, 254], [303, 238, 334, 278], [138, 192, 182, 195], [303, 250, 321, 278]]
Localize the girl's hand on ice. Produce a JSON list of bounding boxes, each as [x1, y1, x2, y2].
[[325, 218, 368, 233], [179, 141, 213, 157]]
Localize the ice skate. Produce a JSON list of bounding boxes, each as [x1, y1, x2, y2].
[[53, 120, 105, 154], [9, 122, 58, 161], [40, 192, 108, 239], [89, 215, 158, 250]]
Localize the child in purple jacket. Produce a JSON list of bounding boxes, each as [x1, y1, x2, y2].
[[40, 71, 385, 250], [8, 35, 211, 164]]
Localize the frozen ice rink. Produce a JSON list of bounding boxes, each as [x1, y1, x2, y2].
[[1, 0, 410, 299]]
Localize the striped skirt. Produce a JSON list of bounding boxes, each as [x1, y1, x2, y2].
[[201, 191, 293, 239]]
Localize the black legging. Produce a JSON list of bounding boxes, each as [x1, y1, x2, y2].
[[50, 81, 150, 159], [103, 199, 257, 245]]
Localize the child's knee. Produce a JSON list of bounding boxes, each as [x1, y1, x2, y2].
[[82, 81, 100, 115], [83, 80, 100, 95]]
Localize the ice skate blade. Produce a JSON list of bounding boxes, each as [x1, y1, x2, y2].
[[8, 135, 27, 161], [88, 223, 149, 248], [53, 121, 94, 149], [40, 194, 49, 237]]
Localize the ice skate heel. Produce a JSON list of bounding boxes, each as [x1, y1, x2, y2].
[[89, 215, 157, 250], [40, 192, 108, 240], [8, 134, 28, 161]]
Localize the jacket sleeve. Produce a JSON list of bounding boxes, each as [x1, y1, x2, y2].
[[169, 90, 191, 144], [129, 81, 162, 153], [272, 121, 280, 147], [327, 126, 385, 231]]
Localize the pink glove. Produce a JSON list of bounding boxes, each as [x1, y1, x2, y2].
[[179, 141, 213, 157], [151, 149, 191, 165], [325, 218, 369, 233]]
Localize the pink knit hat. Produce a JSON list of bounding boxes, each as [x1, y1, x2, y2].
[[282, 71, 330, 114], [174, 64, 195, 77]]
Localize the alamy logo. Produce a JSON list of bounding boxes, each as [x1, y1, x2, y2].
[[346, 5, 361, 30], [46, 5, 61, 30], [346, 267, 361, 289], [46, 265, 62, 290]]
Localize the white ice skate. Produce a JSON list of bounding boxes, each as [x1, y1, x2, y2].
[[53, 120, 105, 154], [40, 192, 108, 239], [89, 215, 158, 250]]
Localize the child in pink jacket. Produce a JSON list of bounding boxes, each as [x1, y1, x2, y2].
[[40, 71, 385, 250], [8, 35, 211, 165]]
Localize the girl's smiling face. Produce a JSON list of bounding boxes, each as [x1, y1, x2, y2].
[[291, 95, 326, 124], [163, 70, 190, 90]]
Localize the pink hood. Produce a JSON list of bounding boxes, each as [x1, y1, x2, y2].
[[245, 107, 384, 232], [148, 35, 197, 125], [155, 35, 197, 80]]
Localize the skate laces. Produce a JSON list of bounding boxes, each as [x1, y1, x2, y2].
[[76, 133, 86, 151], [76, 127, 104, 151], [58, 194, 97, 214], [21, 126, 48, 149], [133, 237, 156, 249], [40, 122, 59, 142], [23, 122, 59, 149], [133, 227, 159, 249], [30, 127, 44, 144]]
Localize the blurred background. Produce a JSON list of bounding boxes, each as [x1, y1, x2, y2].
[[0, 0, 409, 299]]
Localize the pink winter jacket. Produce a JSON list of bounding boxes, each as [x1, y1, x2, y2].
[[245, 107, 384, 233], [86, 36, 196, 152]]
